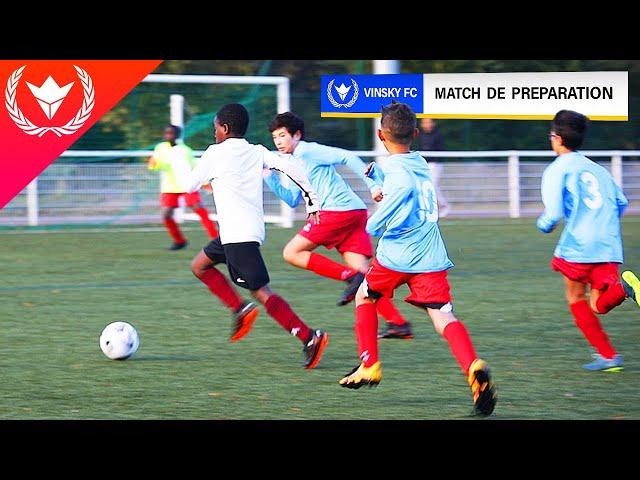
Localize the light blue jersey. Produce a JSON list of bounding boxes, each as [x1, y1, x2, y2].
[[366, 152, 454, 273], [537, 151, 628, 263], [264, 141, 379, 210]]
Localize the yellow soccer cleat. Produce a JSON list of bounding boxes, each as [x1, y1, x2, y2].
[[339, 361, 382, 389], [467, 358, 497, 417], [622, 271, 640, 308]]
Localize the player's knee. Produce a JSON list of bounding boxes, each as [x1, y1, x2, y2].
[[436, 313, 457, 335], [433, 316, 456, 336], [282, 247, 294, 264], [566, 292, 586, 304], [282, 245, 301, 265], [190, 258, 206, 277], [590, 297, 603, 314], [251, 287, 272, 304], [425, 303, 455, 335]]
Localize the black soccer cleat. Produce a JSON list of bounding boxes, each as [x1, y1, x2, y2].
[[168, 241, 188, 250], [378, 321, 414, 339], [337, 272, 365, 306], [467, 359, 497, 417], [303, 329, 329, 369]]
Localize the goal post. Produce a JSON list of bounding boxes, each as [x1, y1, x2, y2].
[[142, 73, 295, 228]]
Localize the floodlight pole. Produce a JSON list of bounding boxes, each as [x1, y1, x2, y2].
[[372, 61, 400, 165], [170, 94, 185, 135], [170, 94, 187, 223], [276, 78, 294, 228]]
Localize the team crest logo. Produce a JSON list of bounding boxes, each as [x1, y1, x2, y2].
[[5, 65, 95, 137], [327, 78, 359, 108]]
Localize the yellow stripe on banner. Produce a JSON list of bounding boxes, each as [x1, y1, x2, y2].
[[416, 114, 628, 121], [321, 113, 382, 118], [323, 113, 628, 121]]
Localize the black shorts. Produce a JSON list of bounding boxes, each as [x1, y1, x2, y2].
[[203, 238, 270, 290]]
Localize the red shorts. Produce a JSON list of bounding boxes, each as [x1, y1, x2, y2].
[[550, 256, 620, 290], [364, 258, 452, 307], [160, 192, 202, 208], [299, 209, 373, 257]]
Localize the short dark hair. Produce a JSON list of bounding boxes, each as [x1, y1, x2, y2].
[[168, 124, 181, 137], [552, 110, 588, 150], [380, 101, 416, 144], [216, 103, 249, 136], [268, 112, 305, 139]]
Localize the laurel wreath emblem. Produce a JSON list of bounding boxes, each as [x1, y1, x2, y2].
[[327, 79, 359, 108], [5, 65, 95, 137]]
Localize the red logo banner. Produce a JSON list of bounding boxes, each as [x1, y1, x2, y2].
[[0, 60, 162, 208]]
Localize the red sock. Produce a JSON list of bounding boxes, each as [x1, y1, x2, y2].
[[355, 303, 379, 367], [194, 207, 218, 239], [197, 268, 242, 311], [442, 321, 477, 375], [376, 297, 406, 325], [570, 300, 616, 359], [265, 294, 312, 344], [163, 217, 186, 243], [595, 282, 627, 314], [306, 253, 357, 281]]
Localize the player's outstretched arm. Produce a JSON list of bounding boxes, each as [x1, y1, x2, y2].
[[340, 149, 382, 193], [263, 170, 303, 208], [183, 145, 215, 193], [263, 149, 319, 215], [365, 161, 385, 184], [366, 170, 411, 237]]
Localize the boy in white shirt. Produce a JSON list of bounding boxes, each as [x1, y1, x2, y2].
[[186, 103, 328, 369]]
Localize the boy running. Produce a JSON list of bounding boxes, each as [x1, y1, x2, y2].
[[338, 101, 497, 417], [264, 112, 413, 338], [185, 104, 328, 369], [537, 109, 640, 371]]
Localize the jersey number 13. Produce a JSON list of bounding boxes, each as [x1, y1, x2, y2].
[[417, 180, 438, 222]]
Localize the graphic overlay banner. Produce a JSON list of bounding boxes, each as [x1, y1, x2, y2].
[[321, 72, 628, 121], [321, 74, 423, 117], [0, 60, 162, 209]]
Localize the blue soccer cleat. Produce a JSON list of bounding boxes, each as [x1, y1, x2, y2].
[[582, 353, 624, 372], [621, 271, 640, 308]]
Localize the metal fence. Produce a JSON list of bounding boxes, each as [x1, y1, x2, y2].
[[2, 150, 639, 227]]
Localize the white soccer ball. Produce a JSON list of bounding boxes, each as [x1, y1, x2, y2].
[[99, 322, 140, 360]]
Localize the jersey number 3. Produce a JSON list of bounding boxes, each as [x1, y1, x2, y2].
[[580, 171, 603, 210]]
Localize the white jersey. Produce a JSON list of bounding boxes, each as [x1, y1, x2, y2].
[[185, 138, 319, 245]]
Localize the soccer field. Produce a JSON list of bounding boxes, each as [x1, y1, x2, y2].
[[1, 218, 639, 420]]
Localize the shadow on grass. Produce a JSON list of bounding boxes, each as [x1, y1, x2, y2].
[[129, 355, 208, 362]]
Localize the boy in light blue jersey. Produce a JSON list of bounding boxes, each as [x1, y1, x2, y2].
[[264, 112, 412, 338], [537, 109, 640, 372], [338, 101, 497, 417]]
